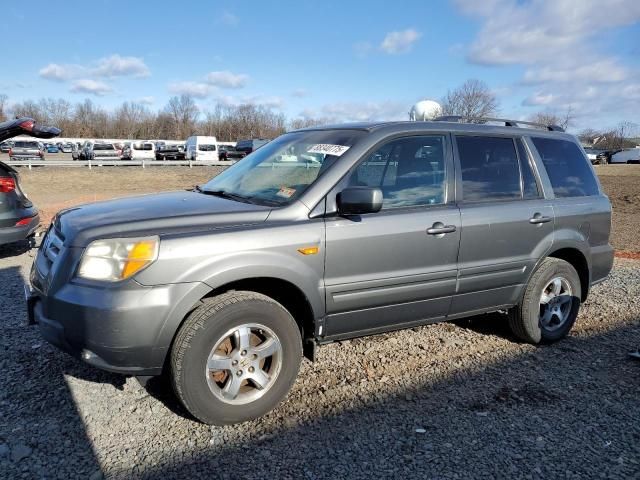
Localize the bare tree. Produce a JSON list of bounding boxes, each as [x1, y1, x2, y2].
[[440, 79, 499, 121], [288, 117, 328, 130], [528, 107, 574, 130], [164, 95, 199, 139], [0, 94, 7, 122]]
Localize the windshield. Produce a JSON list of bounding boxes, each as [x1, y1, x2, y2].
[[201, 130, 365, 206], [198, 144, 217, 151], [93, 144, 115, 150]]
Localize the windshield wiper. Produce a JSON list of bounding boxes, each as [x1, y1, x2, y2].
[[199, 189, 256, 204]]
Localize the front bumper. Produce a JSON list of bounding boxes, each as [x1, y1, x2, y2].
[[0, 214, 39, 245], [28, 264, 206, 376]]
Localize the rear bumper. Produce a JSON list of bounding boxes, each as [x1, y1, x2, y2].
[[0, 214, 39, 245], [591, 244, 614, 286]]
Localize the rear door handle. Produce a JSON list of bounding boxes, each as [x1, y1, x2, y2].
[[529, 213, 552, 224], [427, 222, 457, 235]]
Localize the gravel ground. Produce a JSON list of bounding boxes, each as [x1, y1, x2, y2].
[[1, 164, 640, 479], [1, 245, 639, 479]]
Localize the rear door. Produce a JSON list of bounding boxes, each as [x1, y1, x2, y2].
[[450, 135, 554, 316], [323, 133, 461, 338]]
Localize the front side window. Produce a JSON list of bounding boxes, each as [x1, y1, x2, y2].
[[531, 137, 599, 198], [201, 130, 365, 206], [457, 136, 521, 202], [347, 135, 447, 209]]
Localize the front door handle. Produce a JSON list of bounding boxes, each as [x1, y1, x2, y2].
[[529, 213, 552, 225], [427, 222, 457, 235]]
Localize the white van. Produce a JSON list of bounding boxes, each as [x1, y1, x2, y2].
[[185, 136, 218, 161], [122, 141, 156, 160]]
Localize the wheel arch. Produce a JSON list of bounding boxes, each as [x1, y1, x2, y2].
[[546, 247, 590, 301]]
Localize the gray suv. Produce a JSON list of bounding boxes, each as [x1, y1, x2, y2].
[[27, 118, 613, 425]]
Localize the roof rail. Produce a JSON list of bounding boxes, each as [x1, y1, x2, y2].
[[432, 115, 564, 132]]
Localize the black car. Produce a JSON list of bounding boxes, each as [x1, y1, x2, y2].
[[218, 144, 246, 161], [234, 138, 270, 155], [0, 117, 61, 246]]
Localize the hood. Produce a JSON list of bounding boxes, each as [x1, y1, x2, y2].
[[56, 190, 272, 247]]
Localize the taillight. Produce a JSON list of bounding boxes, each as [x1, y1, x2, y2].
[[19, 120, 34, 132], [15, 217, 32, 227], [0, 177, 16, 193], [38, 150, 44, 157], [8, 148, 12, 156]]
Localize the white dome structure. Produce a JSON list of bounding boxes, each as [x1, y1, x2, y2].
[[409, 100, 442, 121]]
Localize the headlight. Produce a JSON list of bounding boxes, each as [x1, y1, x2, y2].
[[77, 236, 159, 282]]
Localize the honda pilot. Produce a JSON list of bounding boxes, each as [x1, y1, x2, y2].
[[27, 118, 613, 425]]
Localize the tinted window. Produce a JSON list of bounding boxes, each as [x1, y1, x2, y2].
[[348, 135, 446, 209], [457, 136, 521, 202], [516, 139, 540, 199], [14, 141, 39, 148], [198, 144, 217, 151], [93, 144, 114, 151], [531, 137, 599, 197]]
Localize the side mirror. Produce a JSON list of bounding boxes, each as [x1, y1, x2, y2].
[[337, 187, 383, 215]]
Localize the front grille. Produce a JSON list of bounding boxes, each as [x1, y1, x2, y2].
[[42, 227, 65, 270]]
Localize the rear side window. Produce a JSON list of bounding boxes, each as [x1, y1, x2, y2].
[[456, 136, 521, 202], [531, 138, 599, 197]]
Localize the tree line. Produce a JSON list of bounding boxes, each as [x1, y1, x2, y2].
[[0, 80, 637, 146]]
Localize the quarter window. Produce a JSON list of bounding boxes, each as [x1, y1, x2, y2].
[[348, 135, 447, 209], [456, 136, 521, 202], [531, 137, 599, 197]]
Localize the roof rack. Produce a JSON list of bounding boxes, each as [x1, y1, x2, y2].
[[433, 115, 564, 132]]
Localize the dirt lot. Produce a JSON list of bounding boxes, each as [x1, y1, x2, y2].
[[1, 164, 639, 479]]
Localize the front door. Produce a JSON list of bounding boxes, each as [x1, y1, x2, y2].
[[323, 134, 461, 338]]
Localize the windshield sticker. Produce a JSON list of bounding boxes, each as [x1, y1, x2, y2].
[[276, 186, 296, 199], [307, 144, 350, 157]]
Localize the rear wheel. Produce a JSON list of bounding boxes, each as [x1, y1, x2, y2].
[[170, 291, 302, 425], [509, 258, 581, 344]]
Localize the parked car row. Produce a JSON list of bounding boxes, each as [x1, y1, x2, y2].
[[1, 136, 271, 163]]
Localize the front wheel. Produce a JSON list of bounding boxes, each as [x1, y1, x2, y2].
[[509, 258, 581, 344], [170, 291, 302, 425]]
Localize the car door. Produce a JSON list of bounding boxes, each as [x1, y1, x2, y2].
[[323, 134, 461, 339], [450, 135, 554, 316]]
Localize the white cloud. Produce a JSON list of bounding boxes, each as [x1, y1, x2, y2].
[[522, 92, 555, 106], [92, 54, 150, 78], [215, 94, 285, 109], [220, 11, 238, 26], [39, 63, 83, 81], [39, 54, 150, 83], [380, 29, 422, 54], [137, 96, 155, 105], [291, 88, 309, 98], [205, 71, 249, 89], [455, 0, 640, 128], [457, 0, 640, 66], [168, 81, 212, 98], [301, 101, 408, 123], [522, 59, 629, 85], [70, 79, 113, 96]]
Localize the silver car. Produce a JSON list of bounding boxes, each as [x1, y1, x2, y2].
[[28, 118, 613, 425]]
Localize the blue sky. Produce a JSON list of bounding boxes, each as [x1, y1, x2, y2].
[[2, 0, 639, 131]]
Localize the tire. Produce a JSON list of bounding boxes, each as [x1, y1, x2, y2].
[[599, 156, 607, 165], [509, 258, 581, 344], [170, 291, 302, 425]]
